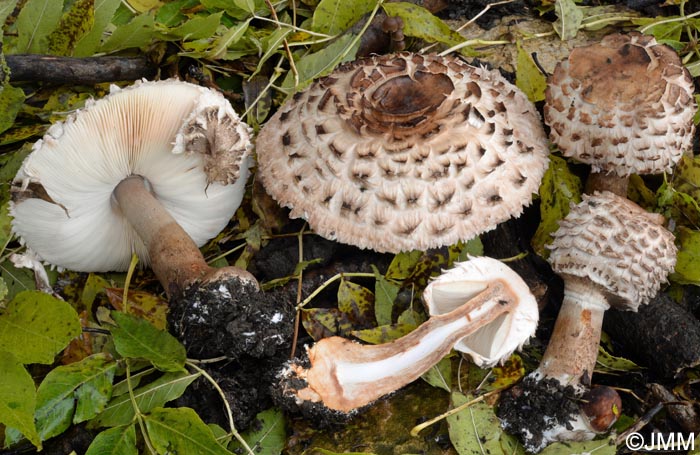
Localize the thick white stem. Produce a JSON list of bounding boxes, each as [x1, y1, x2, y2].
[[535, 275, 609, 391], [292, 280, 517, 412]]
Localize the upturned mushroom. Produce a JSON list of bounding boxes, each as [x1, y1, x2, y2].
[[11, 79, 255, 297], [498, 191, 677, 452], [545, 32, 696, 196], [256, 52, 549, 253], [276, 256, 538, 415]]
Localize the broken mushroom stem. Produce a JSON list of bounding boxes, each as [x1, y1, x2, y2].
[[534, 275, 608, 389], [113, 175, 256, 297], [281, 280, 518, 413]]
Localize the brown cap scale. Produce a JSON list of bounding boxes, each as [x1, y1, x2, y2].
[[499, 191, 677, 451], [545, 32, 696, 195], [276, 257, 538, 414], [256, 52, 549, 253]]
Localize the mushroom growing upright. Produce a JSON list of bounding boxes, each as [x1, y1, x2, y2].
[[11, 79, 254, 296], [545, 32, 696, 196], [256, 52, 549, 253], [276, 256, 538, 415], [498, 191, 677, 452]]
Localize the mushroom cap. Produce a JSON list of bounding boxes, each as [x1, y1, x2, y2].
[[11, 79, 252, 272], [547, 191, 677, 311], [545, 32, 696, 177], [256, 52, 549, 253], [422, 256, 539, 367]]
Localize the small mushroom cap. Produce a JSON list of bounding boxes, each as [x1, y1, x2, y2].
[[547, 191, 677, 311], [11, 79, 252, 272], [545, 32, 696, 177], [422, 256, 539, 367], [257, 52, 549, 253]]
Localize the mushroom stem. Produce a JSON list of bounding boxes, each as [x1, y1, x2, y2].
[[584, 172, 628, 197], [284, 280, 517, 413], [535, 275, 608, 390], [113, 175, 254, 296]]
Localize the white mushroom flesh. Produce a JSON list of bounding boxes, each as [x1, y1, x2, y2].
[[257, 52, 549, 253]]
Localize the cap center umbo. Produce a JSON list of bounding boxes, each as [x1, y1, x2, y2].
[[371, 71, 453, 117]]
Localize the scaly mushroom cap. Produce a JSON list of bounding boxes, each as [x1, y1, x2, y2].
[[547, 191, 677, 311], [545, 32, 696, 177], [422, 256, 538, 367], [11, 79, 252, 272], [257, 52, 549, 253]]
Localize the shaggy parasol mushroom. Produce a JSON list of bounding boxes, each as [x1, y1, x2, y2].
[[10, 80, 295, 359], [11, 79, 254, 296], [498, 191, 677, 452], [276, 256, 538, 415], [256, 52, 549, 253], [545, 32, 696, 197]]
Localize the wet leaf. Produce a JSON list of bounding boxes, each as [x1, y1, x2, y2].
[[100, 12, 155, 53], [671, 227, 700, 285], [229, 408, 286, 454], [47, 0, 95, 56], [539, 435, 616, 454], [144, 407, 232, 455], [351, 322, 416, 344], [0, 290, 81, 364], [91, 371, 199, 428], [553, 0, 583, 40], [110, 312, 186, 372], [35, 353, 116, 441], [0, 83, 26, 135], [531, 155, 582, 258], [516, 41, 546, 103], [74, 0, 121, 56], [14, 0, 63, 53], [447, 391, 504, 455], [382, 2, 463, 47], [489, 354, 526, 390], [595, 346, 642, 373], [0, 351, 40, 449], [311, 0, 376, 35], [281, 33, 360, 92], [337, 279, 375, 329], [105, 288, 168, 331], [421, 357, 452, 392], [85, 424, 137, 455]]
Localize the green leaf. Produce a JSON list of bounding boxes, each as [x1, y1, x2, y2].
[[203, 18, 252, 60], [516, 41, 546, 103], [0, 84, 26, 135], [47, 0, 95, 56], [229, 408, 286, 455], [553, 0, 583, 40], [100, 12, 155, 53], [539, 435, 616, 455], [144, 407, 233, 455], [73, 0, 121, 56], [281, 33, 360, 92], [15, 0, 63, 53], [421, 357, 452, 392], [0, 202, 12, 256], [311, 0, 376, 35], [351, 322, 416, 344], [382, 2, 463, 47], [337, 279, 375, 327], [595, 346, 642, 374], [0, 277, 7, 301], [85, 424, 137, 455], [80, 273, 110, 315], [531, 155, 582, 258], [0, 290, 81, 364], [671, 227, 700, 285], [447, 391, 505, 455], [0, 0, 18, 41], [35, 353, 116, 441], [157, 11, 223, 40], [110, 312, 186, 372], [0, 260, 36, 301], [0, 351, 40, 449], [372, 266, 398, 326], [385, 250, 423, 281], [91, 371, 199, 427]]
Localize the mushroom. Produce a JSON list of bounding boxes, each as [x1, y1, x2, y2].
[[256, 52, 549, 253], [10, 78, 256, 297], [498, 191, 677, 452], [544, 32, 696, 196], [276, 256, 538, 415]]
